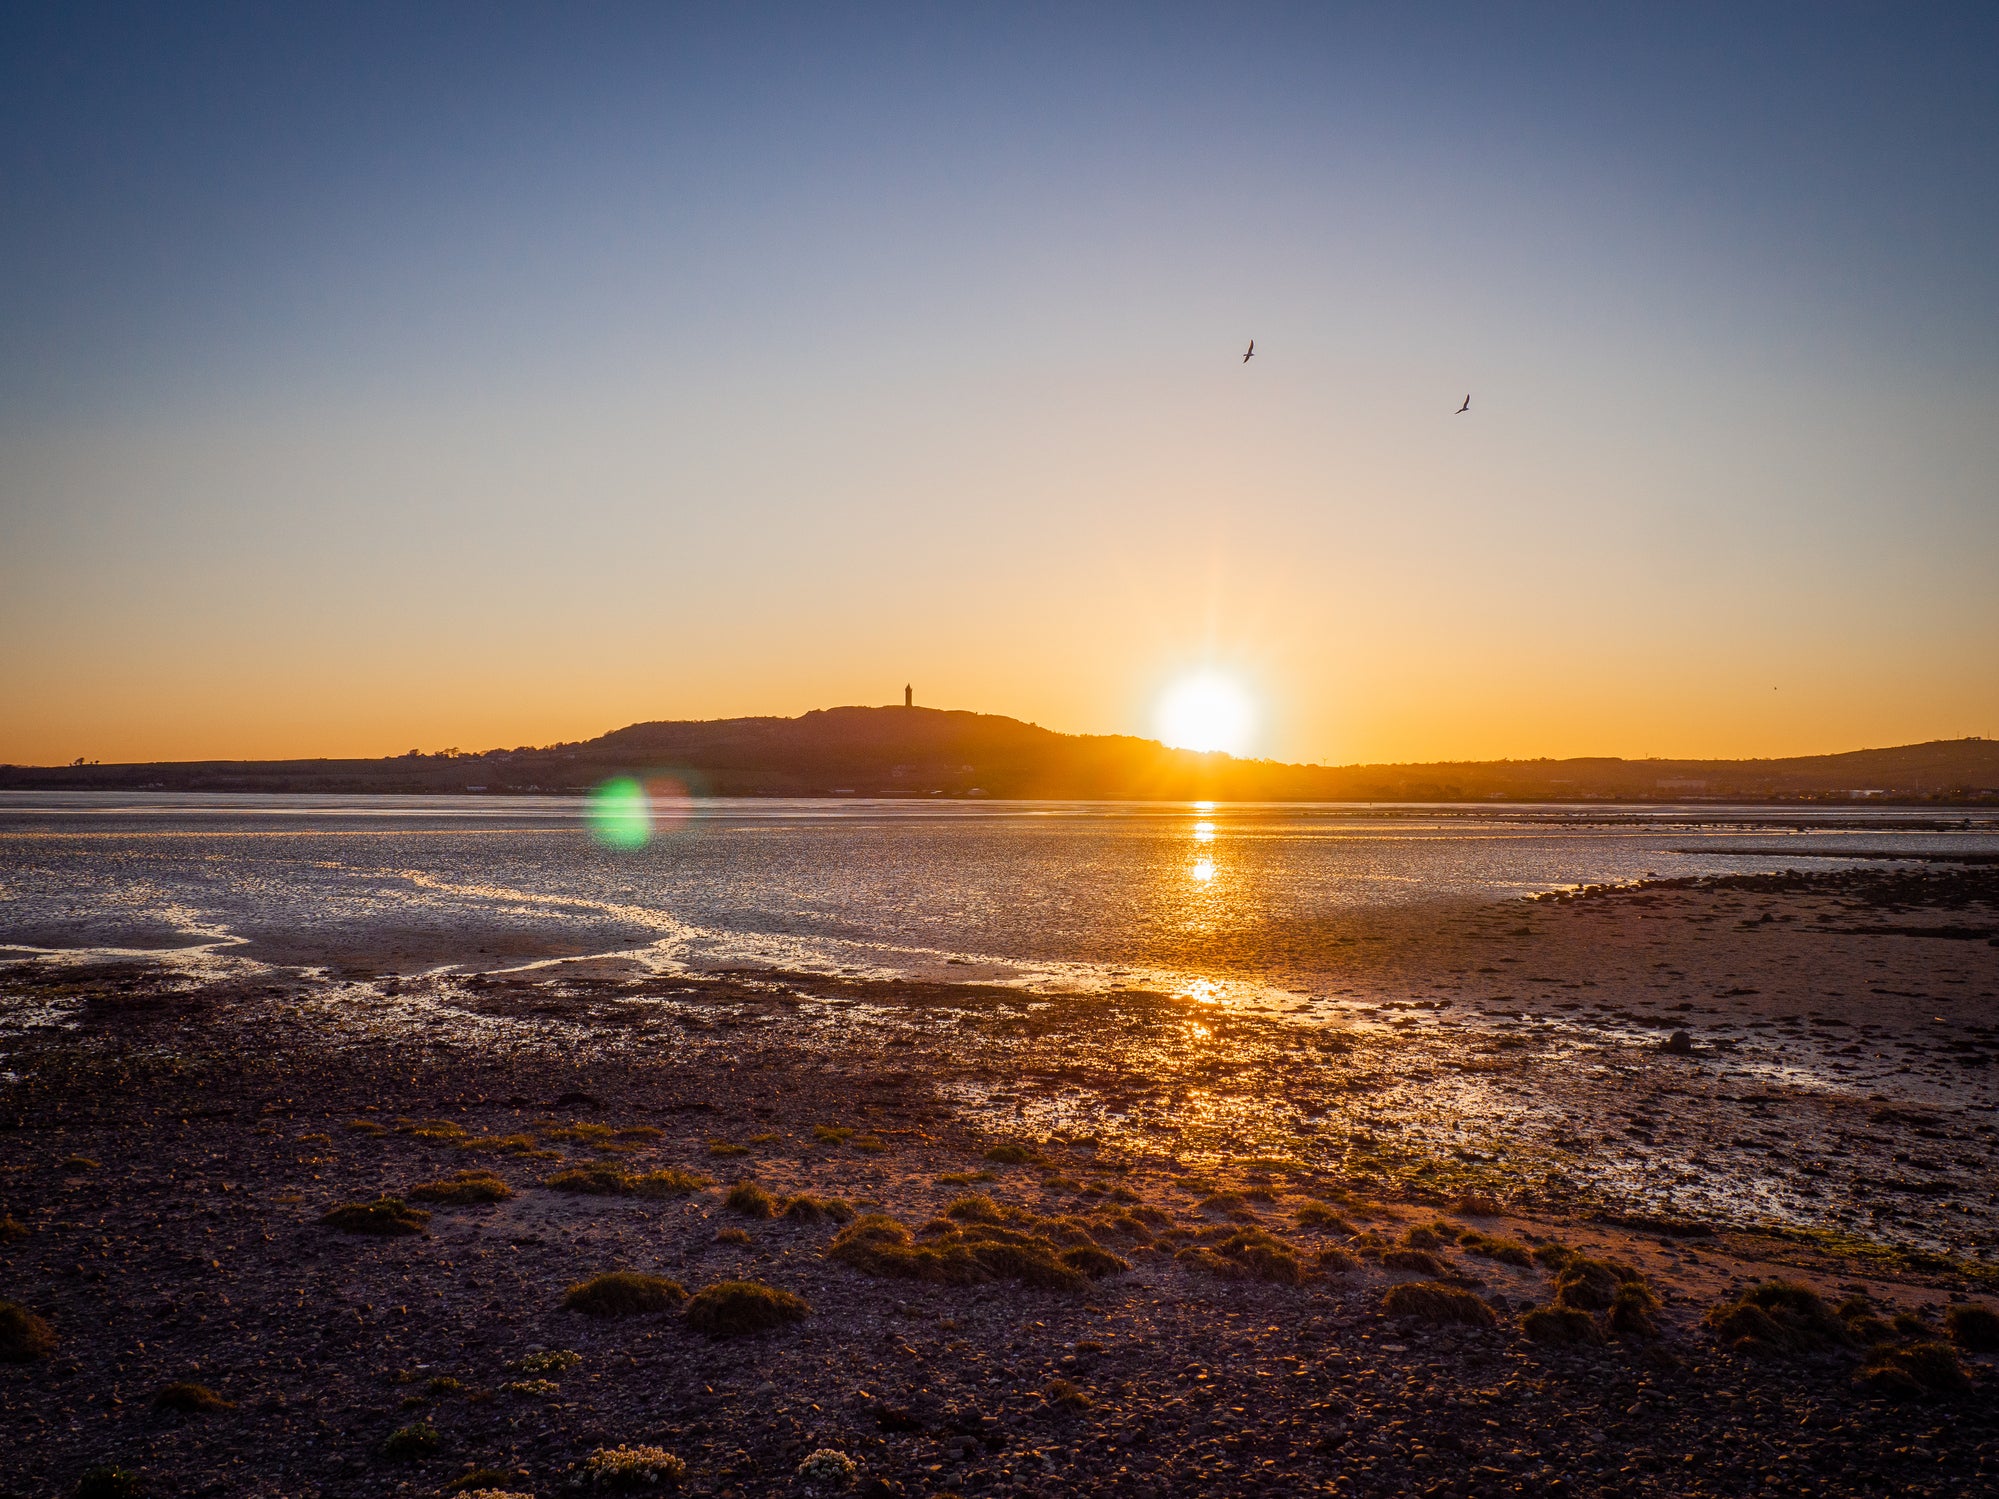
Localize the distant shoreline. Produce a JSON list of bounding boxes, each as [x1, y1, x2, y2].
[[5, 705, 1996, 803]]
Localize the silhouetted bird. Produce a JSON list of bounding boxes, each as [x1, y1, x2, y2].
[[1243, 340, 1255, 363], [1456, 394, 1471, 414]]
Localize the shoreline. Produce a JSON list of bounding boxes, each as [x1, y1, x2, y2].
[[3, 867, 1997, 1495]]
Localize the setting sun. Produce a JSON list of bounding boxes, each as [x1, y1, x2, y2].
[[1155, 672, 1257, 756]]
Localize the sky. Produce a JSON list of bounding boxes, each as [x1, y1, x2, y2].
[[3, 2, 1996, 768]]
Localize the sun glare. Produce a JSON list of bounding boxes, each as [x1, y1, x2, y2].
[[1155, 672, 1256, 755]]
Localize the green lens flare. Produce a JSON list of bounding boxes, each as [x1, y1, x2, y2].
[[587, 776, 651, 849]]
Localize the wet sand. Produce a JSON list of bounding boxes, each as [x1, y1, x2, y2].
[[2, 867, 1995, 1496]]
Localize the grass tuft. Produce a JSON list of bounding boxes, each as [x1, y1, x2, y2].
[[152, 1381, 234, 1413], [1177, 1226, 1306, 1285], [1705, 1280, 1855, 1356], [1383, 1281, 1497, 1327], [1550, 1256, 1641, 1312], [1295, 1202, 1355, 1234], [0, 1300, 57, 1362], [1859, 1340, 1973, 1399], [1379, 1248, 1449, 1277], [1458, 1231, 1534, 1267], [562, 1271, 688, 1317], [828, 1212, 1089, 1290], [546, 1163, 710, 1197], [781, 1194, 857, 1223], [684, 1279, 812, 1336], [320, 1197, 429, 1235], [382, 1422, 440, 1459], [724, 1181, 778, 1218], [408, 1170, 513, 1205]]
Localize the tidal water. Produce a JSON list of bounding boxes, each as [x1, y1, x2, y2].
[[3, 793, 1993, 1006]]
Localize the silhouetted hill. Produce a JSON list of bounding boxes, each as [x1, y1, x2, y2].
[[4, 706, 1997, 802]]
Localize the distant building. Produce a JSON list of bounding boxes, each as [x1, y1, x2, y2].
[[904, 684, 913, 708]]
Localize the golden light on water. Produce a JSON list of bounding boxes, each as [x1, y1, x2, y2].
[[1190, 857, 1217, 882], [1155, 672, 1256, 755], [1192, 820, 1216, 843]]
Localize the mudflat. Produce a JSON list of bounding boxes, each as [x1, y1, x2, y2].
[[3, 867, 1995, 1497]]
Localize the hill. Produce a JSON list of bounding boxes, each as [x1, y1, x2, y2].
[[4, 707, 1996, 802]]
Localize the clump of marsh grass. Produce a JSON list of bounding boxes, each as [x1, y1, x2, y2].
[[345, 1119, 387, 1135], [1458, 1230, 1534, 1267], [1945, 1303, 1999, 1351], [1518, 1252, 1659, 1343], [812, 1125, 855, 1145], [724, 1181, 778, 1218], [1383, 1281, 1498, 1328], [1532, 1242, 1574, 1271], [707, 1141, 751, 1158], [781, 1194, 857, 1224], [562, 1271, 688, 1318], [849, 1134, 889, 1153], [0, 1300, 56, 1362], [684, 1279, 812, 1337], [576, 1443, 687, 1489], [1316, 1246, 1362, 1273], [1398, 1222, 1452, 1251], [1858, 1340, 1974, 1399], [409, 1170, 513, 1205], [382, 1422, 440, 1459], [1176, 1225, 1305, 1285], [501, 1377, 559, 1396], [455, 1132, 554, 1159], [398, 1119, 470, 1144], [714, 1226, 751, 1245], [545, 1164, 710, 1198], [152, 1381, 234, 1413], [0, 1212, 28, 1243], [1453, 1192, 1505, 1216], [1550, 1256, 1644, 1312], [320, 1197, 429, 1235], [1294, 1201, 1355, 1234], [59, 1155, 101, 1172], [829, 1205, 1123, 1292], [509, 1349, 581, 1374], [1705, 1280, 1855, 1356]]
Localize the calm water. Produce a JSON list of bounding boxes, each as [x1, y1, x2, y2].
[[4, 793, 1994, 1006]]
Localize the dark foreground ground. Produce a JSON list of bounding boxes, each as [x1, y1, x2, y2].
[[3, 870, 1997, 1498]]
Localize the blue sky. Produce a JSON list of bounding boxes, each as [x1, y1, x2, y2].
[[3, 3, 1995, 763]]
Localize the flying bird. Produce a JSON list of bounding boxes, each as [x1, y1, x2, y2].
[[1456, 394, 1471, 414], [1243, 339, 1254, 363]]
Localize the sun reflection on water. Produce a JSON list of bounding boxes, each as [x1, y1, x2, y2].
[[1190, 857, 1216, 882]]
